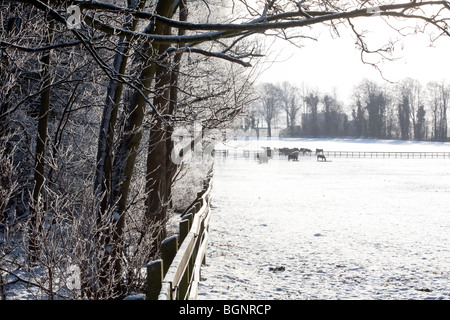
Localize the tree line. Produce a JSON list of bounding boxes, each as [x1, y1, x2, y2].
[[250, 78, 449, 141]]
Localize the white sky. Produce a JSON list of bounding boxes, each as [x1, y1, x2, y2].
[[255, 15, 450, 106]]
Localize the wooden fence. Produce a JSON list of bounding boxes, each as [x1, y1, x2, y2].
[[308, 151, 450, 159], [146, 169, 213, 300], [214, 149, 450, 159]]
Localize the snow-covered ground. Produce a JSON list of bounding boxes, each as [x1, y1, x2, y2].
[[197, 138, 450, 300]]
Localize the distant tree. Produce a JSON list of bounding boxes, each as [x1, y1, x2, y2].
[[246, 108, 261, 138], [257, 83, 281, 138], [398, 95, 410, 140], [438, 84, 449, 140], [366, 92, 387, 139], [342, 113, 350, 137], [322, 94, 343, 137], [352, 99, 367, 137], [305, 92, 320, 137], [398, 78, 423, 140], [427, 81, 449, 141], [279, 81, 302, 137], [415, 105, 427, 140], [352, 79, 387, 138], [385, 105, 397, 139]]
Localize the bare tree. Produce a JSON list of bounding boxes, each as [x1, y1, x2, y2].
[[398, 78, 424, 140], [256, 82, 281, 137], [29, 18, 55, 263], [280, 81, 302, 136], [322, 93, 344, 137], [427, 80, 449, 141], [305, 91, 320, 137], [0, 131, 20, 300], [415, 104, 427, 140]]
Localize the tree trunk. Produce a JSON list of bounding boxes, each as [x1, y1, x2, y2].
[[145, 37, 171, 256], [165, 2, 187, 213], [103, 0, 177, 297], [29, 20, 54, 263], [146, 1, 187, 257], [94, 0, 147, 218], [91, 1, 149, 298]]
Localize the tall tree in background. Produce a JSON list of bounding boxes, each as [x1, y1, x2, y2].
[[427, 81, 449, 141], [399, 78, 423, 140], [415, 105, 427, 140], [398, 95, 411, 140], [305, 92, 320, 137], [280, 81, 301, 136], [257, 83, 281, 137], [428, 81, 443, 141], [322, 94, 343, 137], [366, 92, 387, 139], [438, 83, 449, 140], [385, 98, 397, 139], [352, 99, 367, 137]]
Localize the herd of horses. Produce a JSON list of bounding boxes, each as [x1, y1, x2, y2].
[[255, 147, 327, 163]]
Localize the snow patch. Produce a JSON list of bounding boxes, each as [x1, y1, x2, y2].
[[198, 138, 450, 300]]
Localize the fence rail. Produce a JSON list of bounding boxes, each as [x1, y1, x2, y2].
[[214, 149, 450, 159], [146, 169, 213, 300], [312, 151, 450, 159]]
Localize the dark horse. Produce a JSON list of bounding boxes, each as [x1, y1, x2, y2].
[[317, 154, 326, 161], [288, 151, 299, 161], [300, 148, 312, 155]]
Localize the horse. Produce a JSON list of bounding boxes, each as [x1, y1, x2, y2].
[[301, 148, 312, 154], [261, 147, 272, 158], [255, 152, 269, 163], [316, 148, 324, 155], [288, 151, 299, 161], [259, 153, 269, 163], [281, 148, 298, 156], [317, 154, 326, 162], [279, 147, 290, 156]]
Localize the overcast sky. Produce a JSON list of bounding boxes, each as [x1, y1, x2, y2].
[[255, 16, 450, 106]]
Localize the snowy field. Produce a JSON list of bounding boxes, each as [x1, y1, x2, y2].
[[197, 138, 450, 300]]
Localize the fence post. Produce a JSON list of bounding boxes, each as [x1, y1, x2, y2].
[[161, 236, 178, 276], [182, 213, 193, 231], [179, 218, 190, 246], [147, 260, 163, 300], [178, 263, 190, 300], [146, 169, 213, 301]]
